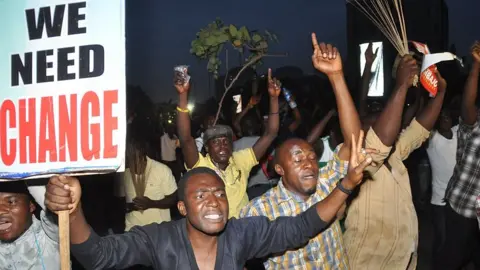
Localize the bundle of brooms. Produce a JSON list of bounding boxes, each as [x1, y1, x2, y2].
[[347, 0, 418, 84]]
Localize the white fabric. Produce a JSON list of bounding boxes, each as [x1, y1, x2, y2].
[[195, 133, 204, 152], [318, 136, 335, 164], [161, 133, 178, 161], [426, 125, 458, 206]]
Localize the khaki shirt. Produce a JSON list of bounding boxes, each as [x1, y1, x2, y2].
[[344, 119, 430, 270]]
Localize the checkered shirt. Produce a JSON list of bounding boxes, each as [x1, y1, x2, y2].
[[445, 114, 480, 218], [239, 145, 349, 269]]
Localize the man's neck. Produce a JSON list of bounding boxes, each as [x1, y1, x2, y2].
[[186, 223, 218, 253]]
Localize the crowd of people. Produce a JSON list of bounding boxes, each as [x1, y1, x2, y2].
[[1, 34, 480, 270]]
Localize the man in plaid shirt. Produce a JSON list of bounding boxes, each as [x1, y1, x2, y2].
[[240, 37, 362, 269], [435, 42, 480, 270]]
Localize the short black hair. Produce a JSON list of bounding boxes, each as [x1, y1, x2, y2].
[[178, 167, 222, 201], [0, 181, 30, 195]]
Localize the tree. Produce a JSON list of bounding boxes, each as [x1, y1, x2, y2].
[[190, 18, 284, 124]]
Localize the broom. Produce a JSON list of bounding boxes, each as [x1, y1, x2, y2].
[[347, 0, 418, 84]]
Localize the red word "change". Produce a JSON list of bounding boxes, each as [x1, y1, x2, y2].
[[0, 90, 119, 166]]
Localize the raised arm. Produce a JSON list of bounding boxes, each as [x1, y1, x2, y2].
[[252, 68, 280, 160], [306, 109, 335, 145], [402, 88, 422, 128], [175, 81, 200, 168], [373, 55, 418, 146], [45, 176, 154, 269], [311, 33, 361, 160], [288, 106, 303, 133], [233, 96, 260, 136], [461, 42, 480, 125], [242, 132, 373, 259], [416, 70, 447, 131], [359, 43, 378, 117]]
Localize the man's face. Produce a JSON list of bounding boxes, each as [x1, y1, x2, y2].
[[206, 136, 233, 164], [178, 173, 229, 235], [0, 192, 34, 242], [276, 139, 319, 197]]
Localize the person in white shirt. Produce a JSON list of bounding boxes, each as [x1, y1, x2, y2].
[[426, 109, 458, 258], [161, 124, 180, 181], [120, 134, 178, 231], [0, 181, 60, 269]]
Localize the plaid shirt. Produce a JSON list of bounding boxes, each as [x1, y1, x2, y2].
[[239, 145, 349, 270], [445, 114, 480, 218]]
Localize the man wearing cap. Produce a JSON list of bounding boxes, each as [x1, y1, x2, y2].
[[0, 181, 60, 269], [176, 69, 280, 218]]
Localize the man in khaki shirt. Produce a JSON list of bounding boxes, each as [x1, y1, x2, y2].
[[344, 56, 446, 270]]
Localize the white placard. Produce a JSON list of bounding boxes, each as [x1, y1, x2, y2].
[[0, 0, 126, 179]]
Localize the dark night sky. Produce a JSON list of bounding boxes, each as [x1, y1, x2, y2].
[[125, 0, 480, 103]]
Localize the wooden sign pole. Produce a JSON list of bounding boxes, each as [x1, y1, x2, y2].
[[59, 210, 70, 270]]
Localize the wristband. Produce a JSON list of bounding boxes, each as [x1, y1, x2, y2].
[[336, 180, 353, 195], [176, 106, 189, 113]]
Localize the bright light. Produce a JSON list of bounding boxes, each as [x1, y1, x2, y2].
[[187, 103, 194, 111], [168, 119, 172, 124], [359, 42, 384, 97]]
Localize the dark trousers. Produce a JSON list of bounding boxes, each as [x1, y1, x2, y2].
[[434, 203, 480, 270], [431, 204, 447, 259]]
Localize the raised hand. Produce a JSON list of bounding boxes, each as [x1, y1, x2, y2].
[[344, 130, 374, 187], [396, 55, 419, 88], [267, 68, 281, 98], [472, 41, 480, 63], [311, 33, 343, 75], [173, 67, 191, 94], [365, 43, 379, 65], [45, 175, 82, 214]]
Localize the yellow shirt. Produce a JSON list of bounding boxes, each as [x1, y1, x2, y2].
[[190, 148, 258, 218], [344, 119, 430, 270], [122, 157, 178, 231]]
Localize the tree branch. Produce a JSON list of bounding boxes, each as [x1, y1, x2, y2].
[[213, 52, 288, 125], [214, 54, 263, 125], [224, 49, 229, 90]]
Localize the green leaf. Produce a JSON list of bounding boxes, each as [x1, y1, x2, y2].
[[252, 33, 262, 42], [229, 25, 238, 37], [240, 26, 250, 41], [216, 33, 230, 43]]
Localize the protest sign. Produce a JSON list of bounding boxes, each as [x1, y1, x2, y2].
[[0, 0, 126, 179]]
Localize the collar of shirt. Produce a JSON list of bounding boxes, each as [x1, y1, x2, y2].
[[276, 180, 314, 205], [205, 154, 241, 186]]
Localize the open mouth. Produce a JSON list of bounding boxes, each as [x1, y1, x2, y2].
[[0, 221, 13, 233], [204, 213, 224, 222], [302, 173, 317, 181]]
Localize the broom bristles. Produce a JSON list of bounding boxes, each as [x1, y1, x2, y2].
[[348, 0, 409, 56]]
